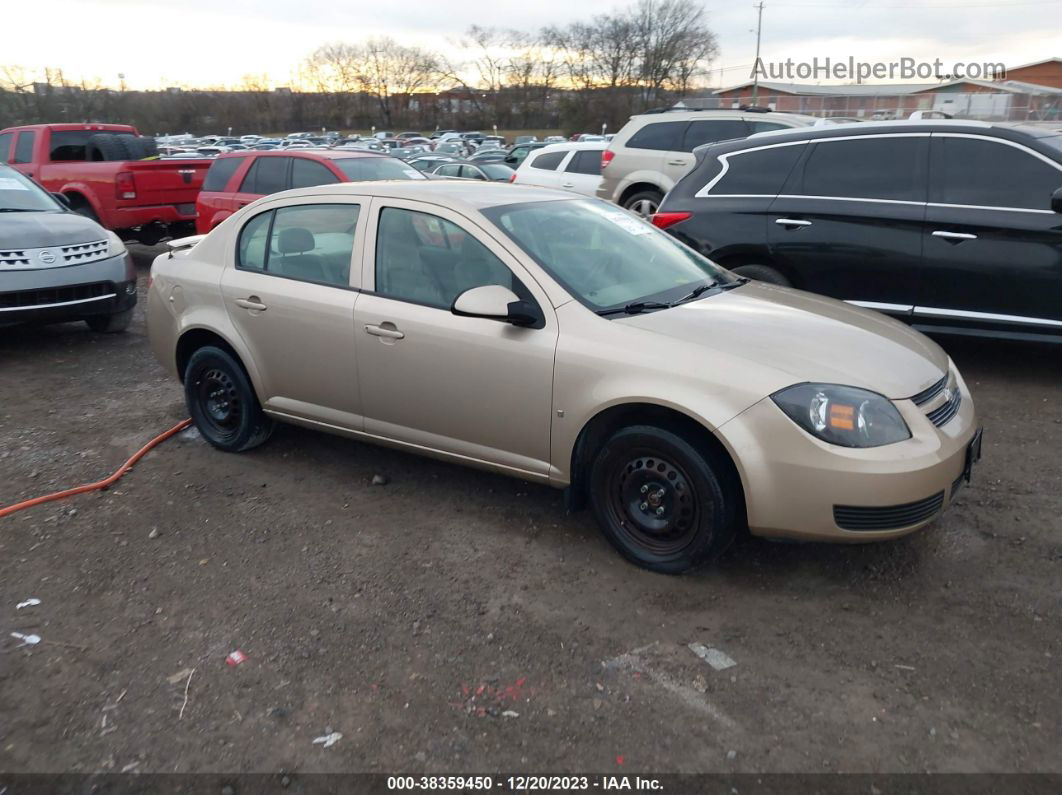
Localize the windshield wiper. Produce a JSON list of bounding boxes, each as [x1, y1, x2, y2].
[[0, 208, 37, 212], [672, 281, 719, 305], [596, 301, 673, 316]]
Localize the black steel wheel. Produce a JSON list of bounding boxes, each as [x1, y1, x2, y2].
[[589, 425, 738, 574], [184, 346, 274, 452]]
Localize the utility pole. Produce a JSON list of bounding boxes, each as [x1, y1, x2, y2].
[[751, 1, 765, 105]]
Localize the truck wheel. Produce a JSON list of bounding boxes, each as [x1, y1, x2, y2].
[[730, 264, 791, 286], [87, 134, 127, 162], [68, 196, 100, 223], [85, 308, 133, 334], [184, 346, 274, 453], [622, 189, 664, 218], [589, 425, 738, 574]]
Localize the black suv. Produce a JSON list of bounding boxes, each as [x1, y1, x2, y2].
[[655, 120, 1062, 342]]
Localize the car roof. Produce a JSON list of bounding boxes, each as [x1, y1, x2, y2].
[[215, 149, 386, 161], [700, 118, 1058, 154], [263, 179, 575, 211], [630, 108, 820, 124], [535, 141, 606, 153]]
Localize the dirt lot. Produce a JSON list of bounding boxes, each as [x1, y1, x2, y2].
[[1, 254, 1059, 778]]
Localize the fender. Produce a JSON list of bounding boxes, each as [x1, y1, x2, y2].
[[175, 313, 267, 401], [59, 182, 105, 220]]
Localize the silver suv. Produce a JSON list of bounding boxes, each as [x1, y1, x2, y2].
[[597, 108, 818, 216]]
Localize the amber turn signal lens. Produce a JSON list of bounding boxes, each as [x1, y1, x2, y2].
[[829, 404, 855, 430]]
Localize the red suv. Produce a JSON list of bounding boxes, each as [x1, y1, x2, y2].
[[195, 150, 425, 233]]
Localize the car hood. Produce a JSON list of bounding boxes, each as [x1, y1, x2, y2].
[[0, 211, 107, 249], [620, 282, 948, 399]]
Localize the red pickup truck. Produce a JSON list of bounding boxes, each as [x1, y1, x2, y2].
[[0, 123, 210, 244]]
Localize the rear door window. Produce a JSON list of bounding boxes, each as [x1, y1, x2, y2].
[[240, 156, 290, 195], [13, 131, 35, 164], [290, 158, 340, 189], [237, 203, 359, 287], [529, 151, 565, 170], [625, 121, 686, 151], [681, 120, 750, 152], [566, 150, 602, 175], [929, 136, 1062, 210], [202, 156, 246, 192], [795, 136, 927, 202]]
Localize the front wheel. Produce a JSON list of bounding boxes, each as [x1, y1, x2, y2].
[[183, 346, 274, 452], [589, 425, 738, 574]]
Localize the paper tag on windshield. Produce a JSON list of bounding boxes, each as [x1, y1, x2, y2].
[[0, 178, 29, 191], [586, 203, 652, 235]]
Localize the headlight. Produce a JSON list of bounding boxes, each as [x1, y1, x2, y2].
[[106, 230, 127, 258], [771, 384, 911, 448]]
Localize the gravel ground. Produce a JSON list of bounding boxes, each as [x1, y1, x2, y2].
[[0, 253, 1059, 777]]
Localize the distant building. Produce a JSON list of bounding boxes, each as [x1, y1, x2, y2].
[[702, 57, 1062, 121], [1004, 57, 1062, 89]]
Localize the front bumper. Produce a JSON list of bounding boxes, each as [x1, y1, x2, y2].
[[719, 370, 979, 542], [0, 252, 137, 326]]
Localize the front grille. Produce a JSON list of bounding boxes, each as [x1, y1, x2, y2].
[[61, 239, 109, 264], [0, 249, 31, 267], [926, 387, 962, 427], [909, 374, 947, 406], [834, 491, 945, 531], [0, 281, 113, 310], [0, 240, 110, 270]]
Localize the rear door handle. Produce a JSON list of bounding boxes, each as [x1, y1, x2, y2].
[[932, 230, 977, 241], [775, 218, 812, 227], [667, 159, 690, 166], [561, 182, 575, 188], [235, 297, 267, 311], [365, 323, 405, 340]]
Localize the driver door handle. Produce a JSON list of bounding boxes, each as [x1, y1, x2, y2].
[[365, 323, 405, 340], [234, 297, 267, 311], [775, 218, 812, 227], [932, 230, 977, 241]]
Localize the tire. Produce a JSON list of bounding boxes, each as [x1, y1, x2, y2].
[[589, 425, 738, 574], [622, 189, 664, 218], [183, 346, 274, 453], [730, 264, 791, 286], [116, 134, 157, 159], [85, 308, 133, 333], [86, 133, 127, 162], [69, 196, 99, 223]]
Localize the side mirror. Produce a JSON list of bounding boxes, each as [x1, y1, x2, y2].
[[1052, 187, 1062, 214], [452, 285, 541, 327], [51, 192, 71, 208]]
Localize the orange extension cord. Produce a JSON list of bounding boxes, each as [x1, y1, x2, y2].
[[0, 418, 193, 519]]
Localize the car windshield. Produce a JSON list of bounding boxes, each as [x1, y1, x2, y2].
[[0, 168, 63, 212], [333, 157, 426, 181], [483, 199, 734, 311]]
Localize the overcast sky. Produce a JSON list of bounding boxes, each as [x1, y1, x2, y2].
[[5, 0, 1060, 90]]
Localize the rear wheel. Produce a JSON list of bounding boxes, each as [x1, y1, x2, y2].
[[622, 189, 664, 219], [183, 346, 274, 452], [730, 264, 791, 286], [85, 308, 133, 333], [589, 425, 738, 574]]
